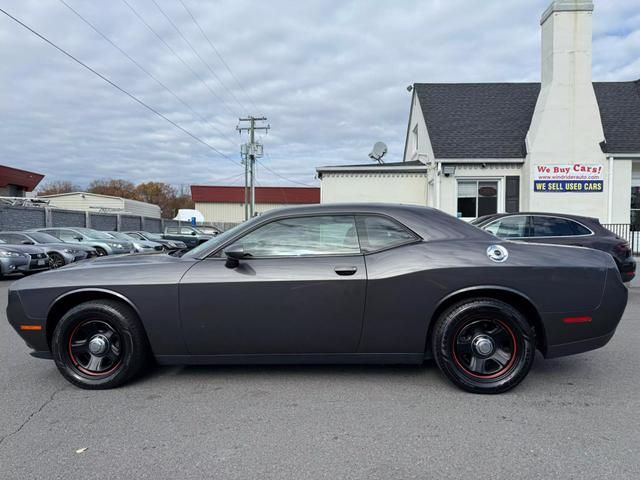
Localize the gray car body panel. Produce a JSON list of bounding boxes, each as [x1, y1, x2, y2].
[[7, 204, 628, 365]]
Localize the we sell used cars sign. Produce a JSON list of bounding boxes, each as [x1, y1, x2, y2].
[[533, 164, 604, 192]]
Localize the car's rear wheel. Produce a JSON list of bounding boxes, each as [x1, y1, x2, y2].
[[94, 247, 107, 256], [49, 252, 65, 269], [432, 298, 535, 394], [51, 300, 150, 389]]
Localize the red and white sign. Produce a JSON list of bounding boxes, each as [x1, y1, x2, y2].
[[533, 163, 604, 193]]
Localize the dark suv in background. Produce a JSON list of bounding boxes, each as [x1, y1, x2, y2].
[[471, 213, 636, 282]]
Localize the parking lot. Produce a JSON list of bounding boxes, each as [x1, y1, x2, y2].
[[0, 278, 639, 479]]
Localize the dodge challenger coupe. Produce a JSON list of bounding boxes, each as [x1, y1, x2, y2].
[[7, 204, 628, 394]]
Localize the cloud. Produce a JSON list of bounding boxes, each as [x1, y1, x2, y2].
[[0, 0, 638, 189]]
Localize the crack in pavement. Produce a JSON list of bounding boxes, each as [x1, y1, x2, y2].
[[0, 386, 68, 447]]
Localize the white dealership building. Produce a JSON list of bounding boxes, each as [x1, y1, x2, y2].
[[317, 0, 640, 224]]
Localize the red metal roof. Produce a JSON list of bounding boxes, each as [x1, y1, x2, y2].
[[191, 185, 320, 204], [0, 165, 45, 192]]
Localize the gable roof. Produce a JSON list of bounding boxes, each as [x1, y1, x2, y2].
[[191, 185, 320, 204], [593, 80, 640, 154], [413, 80, 640, 159]]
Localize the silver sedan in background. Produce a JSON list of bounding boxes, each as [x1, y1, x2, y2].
[[107, 232, 163, 253], [0, 231, 96, 268]]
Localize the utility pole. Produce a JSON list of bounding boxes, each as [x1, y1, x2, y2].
[[237, 116, 269, 219]]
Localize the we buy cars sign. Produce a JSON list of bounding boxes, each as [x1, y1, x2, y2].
[[533, 164, 604, 193]]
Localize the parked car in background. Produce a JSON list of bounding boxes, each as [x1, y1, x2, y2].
[[106, 231, 163, 253], [163, 225, 215, 249], [197, 226, 221, 235], [123, 231, 187, 251], [31, 227, 134, 256], [0, 246, 30, 278], [0, 241, 49, 277], [0, 231, 96, 268], [471, 213, 636, 282], [7, 204, 628, 393]]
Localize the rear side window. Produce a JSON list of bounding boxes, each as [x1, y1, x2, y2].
[[483, 216, 529, 238], [531, 216, 590, 237], [356, 215, 417, 253]]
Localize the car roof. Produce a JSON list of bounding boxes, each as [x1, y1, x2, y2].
[[474, 212, 599, 224]]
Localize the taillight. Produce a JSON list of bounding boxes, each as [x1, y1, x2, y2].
[[613, 241, 631, 258]]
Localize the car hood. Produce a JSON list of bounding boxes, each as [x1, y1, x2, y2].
[[39, 242, 89, 251], [0, 244, 47, 255]]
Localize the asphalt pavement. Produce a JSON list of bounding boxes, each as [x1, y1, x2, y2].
[[1, 277, 639, 479]]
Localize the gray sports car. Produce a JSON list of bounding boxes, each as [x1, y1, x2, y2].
[[7, 204, 628, 394]]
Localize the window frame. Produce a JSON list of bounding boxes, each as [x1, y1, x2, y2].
[[482, 215, 532, 239], [456, 178, 503, 219], [355, 214, 421, 254], [482, 214, 594, 240], [204, 212, 422, 260]]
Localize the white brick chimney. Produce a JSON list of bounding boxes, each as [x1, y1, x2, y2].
[[523, 0, 609, 219]]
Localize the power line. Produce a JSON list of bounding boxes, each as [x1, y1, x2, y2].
[[120, 0, 238, 119], [259, 154, 316, 187], [150, 0, 247, 114], [58, 0, 238, 151], [177, 0, 259, 111], [0, 6, 242, 169]]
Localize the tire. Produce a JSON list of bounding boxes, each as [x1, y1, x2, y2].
[[94, 247, 107, 256], [432, 298, 536, 394], [49, 252, 65, 269], [51, 300, 150, 389]]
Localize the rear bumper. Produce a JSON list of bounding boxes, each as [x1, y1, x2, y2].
[[542, 267, 628, 358], [619, 257, 636, 282]]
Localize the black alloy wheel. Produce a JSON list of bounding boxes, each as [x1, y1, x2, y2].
[[432, 298, 536, 394], [49, 252, 65, 269], [68, 320, 123, 376], [52, 300, 150, 389], [94, 247, 107, 256]]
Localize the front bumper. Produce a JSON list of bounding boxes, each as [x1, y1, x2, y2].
[[0, 256, 29, 275], [18, 254, 50, 273], [6, 289, 49, 354]]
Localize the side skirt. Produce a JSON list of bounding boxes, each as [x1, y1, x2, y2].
[[155, 353, 425, 366]]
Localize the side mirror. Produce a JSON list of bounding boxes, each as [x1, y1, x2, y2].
[[22, 240, 35, 245], [224, 245, 247, 269], [191, 231, 197, 236], [74, 236, 83, 241]]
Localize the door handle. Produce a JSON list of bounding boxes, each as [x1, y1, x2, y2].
[[334, 266, 357, 276]]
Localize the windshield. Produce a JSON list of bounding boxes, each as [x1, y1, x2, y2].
[[109, 232, 131, 240], [182, 220, 255, 258], [145, 233, 163, 240], [76, 228, 117, 240], [27, 232, 60, 244]]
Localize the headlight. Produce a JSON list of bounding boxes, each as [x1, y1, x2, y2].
[[63, 248, 75, 253], [0, 251, 21, 257], [108, 242, 124, 249]]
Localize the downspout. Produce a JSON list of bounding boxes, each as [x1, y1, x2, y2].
[[607, 156, 614, 223], [436, 162, 442, 210]]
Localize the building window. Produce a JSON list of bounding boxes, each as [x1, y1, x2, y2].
[[457, 180, 498, 218], [412, 125, 419, 152]]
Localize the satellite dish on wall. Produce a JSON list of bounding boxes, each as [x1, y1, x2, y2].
[[369, 142, 388, 164]]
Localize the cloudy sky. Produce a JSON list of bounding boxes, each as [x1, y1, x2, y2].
[[0, 0, 638, 190]]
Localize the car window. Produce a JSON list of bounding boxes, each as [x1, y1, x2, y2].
[[128, 232, 144, 239], [227, 215, 360, 257], [57, 229, 82, 242], [531, 216, 587, 237], [166, 227, 178, 234], [0, 233, 27, 244], [180, 227, 195, 234], [356, 215, 416, 252], [484, 216, 529, 238]]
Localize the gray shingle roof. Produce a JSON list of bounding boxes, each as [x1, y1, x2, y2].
[[414, 80, 640, 158], [593, 80, 640, 154]]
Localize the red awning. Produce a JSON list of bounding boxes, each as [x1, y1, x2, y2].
[[0, 165, 45, 192]]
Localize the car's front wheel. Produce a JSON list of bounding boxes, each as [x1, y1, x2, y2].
[[49, 252, 65, 269], [432, 298, 535, 394], [51, 300, 150, 389]]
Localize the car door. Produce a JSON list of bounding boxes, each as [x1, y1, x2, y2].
[[179, 214, 367, 355]]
